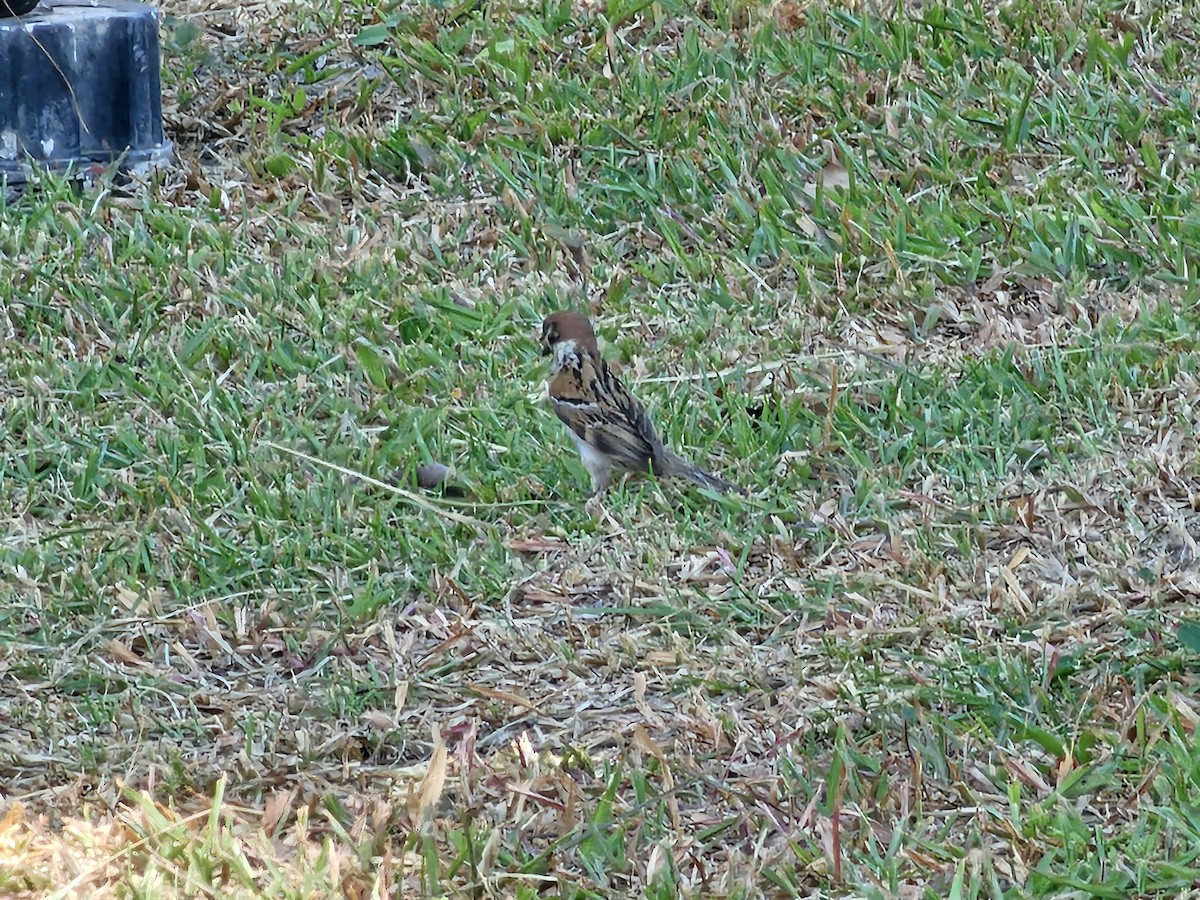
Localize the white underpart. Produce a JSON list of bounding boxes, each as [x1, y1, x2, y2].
[[551, 338, 611, 491], [571, 432, 611, 486]]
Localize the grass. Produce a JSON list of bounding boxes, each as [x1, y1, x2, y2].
[[2, 0, 1200, 895]]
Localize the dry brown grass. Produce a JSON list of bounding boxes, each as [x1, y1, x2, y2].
[[3, 0, 1200, 895]]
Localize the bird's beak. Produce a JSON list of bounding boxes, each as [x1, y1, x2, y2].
[[534, 324, 551, 356]]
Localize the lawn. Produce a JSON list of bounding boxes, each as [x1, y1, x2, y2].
[[2, 0, 1199, 895]]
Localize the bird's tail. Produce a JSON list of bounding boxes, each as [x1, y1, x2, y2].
[[659, 450, 742, 495]]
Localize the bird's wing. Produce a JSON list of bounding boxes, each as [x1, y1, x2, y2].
[[549, 355, 662, 474]]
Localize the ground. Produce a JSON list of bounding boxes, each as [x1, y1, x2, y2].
[[1, 0, 1200, 896]]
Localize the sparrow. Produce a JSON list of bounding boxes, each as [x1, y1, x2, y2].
[[540, 311, 740, 496]]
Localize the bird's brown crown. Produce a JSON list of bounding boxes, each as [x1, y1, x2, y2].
[[541, 311, 599, 357]]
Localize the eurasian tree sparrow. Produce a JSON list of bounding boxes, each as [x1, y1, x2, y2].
[[540, 311, 740, 496]]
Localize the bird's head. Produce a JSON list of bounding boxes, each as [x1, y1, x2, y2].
[[540, 311, 599, 358]]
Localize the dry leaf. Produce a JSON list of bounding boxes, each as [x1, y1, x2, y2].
[[507, 534, 570, 553], [414, 736, 448, 826]]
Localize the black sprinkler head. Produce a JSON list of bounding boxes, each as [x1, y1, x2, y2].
[[0, 0, 40, 15]]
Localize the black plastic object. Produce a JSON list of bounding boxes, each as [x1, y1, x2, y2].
[[0, 0, 172, 184], [1, 0, 41, 16]]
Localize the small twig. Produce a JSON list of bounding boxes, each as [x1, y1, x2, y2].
[[262, 441, 485, 529], [635, 344, 910, 387]]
